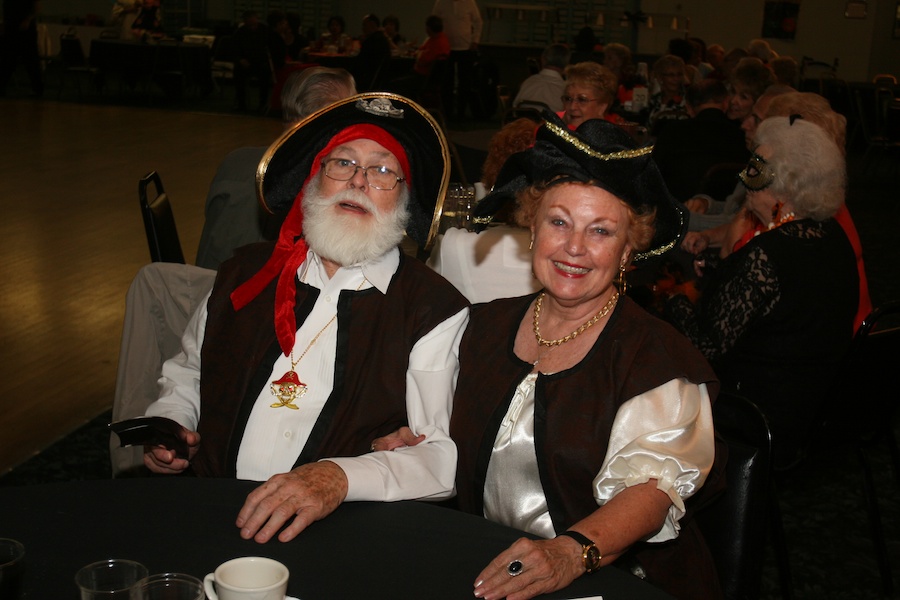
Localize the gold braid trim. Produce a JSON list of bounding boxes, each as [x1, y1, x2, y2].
[[543, 121, 654, 159]]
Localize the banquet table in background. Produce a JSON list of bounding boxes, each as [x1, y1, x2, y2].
[[89, 38, 213, 97], [0, 478, 674, 600]]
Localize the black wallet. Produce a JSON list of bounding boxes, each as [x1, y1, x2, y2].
[[109, 416, 189, 458]]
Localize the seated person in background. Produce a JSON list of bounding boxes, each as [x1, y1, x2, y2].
[[144, 94, 470, 543], [382, 14, 405, 49], [704, 43, 726, 80], [379, 115, 723, 600], [232, 10, 280, 112], [130, 0, 164, 40], [196, 67, 357, 271], [747, 38, 778, 64], [666, 116, 857, 469], [647, 54, 689, 135], [668, 37, 701, 84], [265, 11, 289, 70], [268, 10, 305, 63], [719, 47, 748, 82], [602, 42, 634, 92], [689, 37, 714, 79], [387, 15, 449, 99], [682, 91, 871, 334], [559, 61, 620, 129], [412, 15, 449, 77], [651, 79, 749, 203], [513, 43, 570, 113], [427, 117, 541, 303], [770, 55, 799, 88], [603, 42, 645, 113], [314, 15, 351, 53], [352, 14, 390, 91], [111, 68, 358, 477], [726, 57, 775, 122], [679, 84, 793, 233], [110, 0, 141, 38]]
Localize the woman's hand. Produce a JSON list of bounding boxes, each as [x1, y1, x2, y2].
[[142, 428, 200, 474], [473, 536, 584, 600], [681, 231, 709, 255], [371, 426, 425, 452]]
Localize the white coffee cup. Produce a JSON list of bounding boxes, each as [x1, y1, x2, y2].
[[203, 557, 289, 600]]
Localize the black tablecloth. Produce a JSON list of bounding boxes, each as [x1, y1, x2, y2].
[[0, 478, 673, 599]]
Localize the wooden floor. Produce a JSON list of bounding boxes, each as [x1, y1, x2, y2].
[[0, 99, 283, 474]]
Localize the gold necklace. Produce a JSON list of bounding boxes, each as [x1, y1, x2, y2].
[[533, 291, 619, 348], [269, 275, 367, 409]]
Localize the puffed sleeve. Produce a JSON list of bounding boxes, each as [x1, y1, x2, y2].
[[593, 378, 715, 542]]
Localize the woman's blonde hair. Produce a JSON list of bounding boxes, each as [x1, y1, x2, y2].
[[564, 61, 618, 105]]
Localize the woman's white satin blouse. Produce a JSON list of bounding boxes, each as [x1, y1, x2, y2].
[[483, 376, 715, 542]]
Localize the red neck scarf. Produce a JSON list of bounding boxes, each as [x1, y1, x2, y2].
[[230, 124, 410, 356]]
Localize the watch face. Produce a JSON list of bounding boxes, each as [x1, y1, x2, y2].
[[585, 545, 602, 571]]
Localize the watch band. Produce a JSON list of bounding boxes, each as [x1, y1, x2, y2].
[[558, 530, 602, 573], [558, 530, 594, 547]]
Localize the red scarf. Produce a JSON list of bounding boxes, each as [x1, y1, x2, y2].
[[230, 124, 411, 355]]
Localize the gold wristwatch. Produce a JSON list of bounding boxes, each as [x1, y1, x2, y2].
[[558, 530, 602, 573]]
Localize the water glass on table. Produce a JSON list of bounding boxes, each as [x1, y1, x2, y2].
[[132, 573, 204, 600], [75, 559, 148, 599], [0, 538, 25, 600]]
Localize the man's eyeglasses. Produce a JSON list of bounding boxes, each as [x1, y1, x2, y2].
[[322, 158, 405, 191], [561, 95, 601, 107]]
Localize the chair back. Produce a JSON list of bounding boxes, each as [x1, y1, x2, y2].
[[502, 101, 549, 124], [834, 300, 900, 436], [419, 58, 449, 113], [59, 34, 88, 68], [697, 391, 773, 600], [138, 171, 185, 264]]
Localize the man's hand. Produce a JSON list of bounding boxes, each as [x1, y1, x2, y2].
[[235, 461, 348, 544], [371, 426, 425, 452], [143, 428, 200, 474], [683, 197, 710, 214]]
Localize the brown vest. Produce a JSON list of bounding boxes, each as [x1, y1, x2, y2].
[[451, 294, 725, 599], [191, 243, 468, 478]]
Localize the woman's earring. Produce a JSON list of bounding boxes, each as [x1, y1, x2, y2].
[[529, 235, 534, 251], [618, 264, 628, 294]]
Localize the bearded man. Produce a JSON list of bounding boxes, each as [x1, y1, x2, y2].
[[143, 94, 469, 544]]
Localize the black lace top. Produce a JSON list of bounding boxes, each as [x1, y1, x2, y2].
[[666, 218, 858, 466]]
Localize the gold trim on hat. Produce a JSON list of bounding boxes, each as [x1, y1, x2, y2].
[[254, 93, 451, 250], [543, 121, 654, 160]]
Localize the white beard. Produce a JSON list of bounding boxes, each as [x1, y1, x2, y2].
[[301, 178, 410, 268]]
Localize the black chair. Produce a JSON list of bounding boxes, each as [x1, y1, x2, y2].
[[501, 101, 550, 125], [852, 87, 900, 180], [419, 58, 449, 118], [58, 34, 101, 99], [138, 171, 185, 264], [697, 391, 775, 600], [823, 300, 900, 596]]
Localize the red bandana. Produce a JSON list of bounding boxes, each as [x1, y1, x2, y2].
[[230, 124, 410, 355]]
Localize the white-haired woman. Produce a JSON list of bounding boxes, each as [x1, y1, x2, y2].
[[666, 116, 859, 469]]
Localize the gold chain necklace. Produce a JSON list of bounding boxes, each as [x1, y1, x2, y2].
[[532, 291, 619, 348], [269, 275, 367, 409]]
